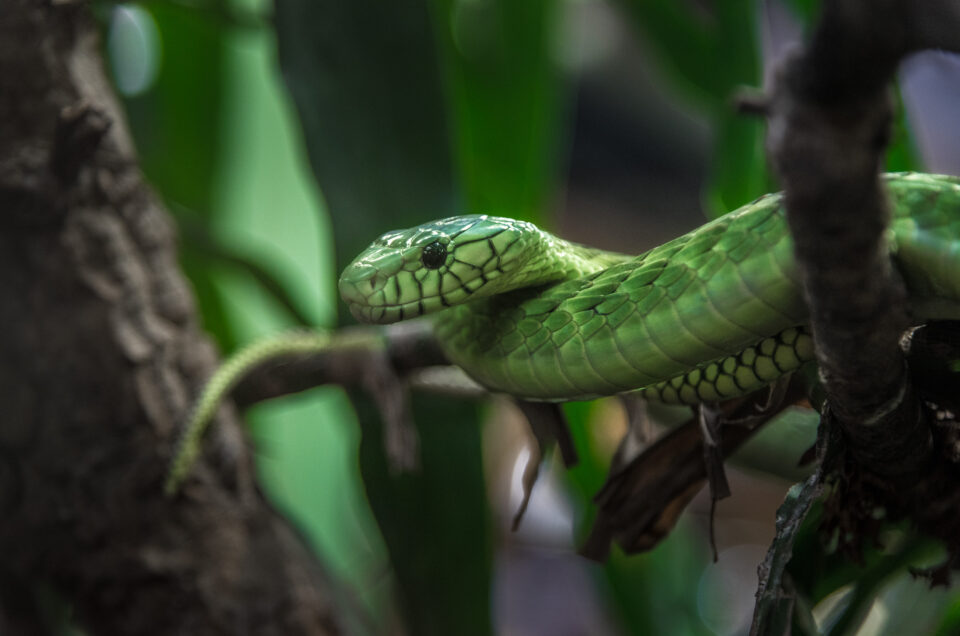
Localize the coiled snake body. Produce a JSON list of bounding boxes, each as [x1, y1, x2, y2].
[[166, 173, 960, 493], [340, 173, 960, 405]]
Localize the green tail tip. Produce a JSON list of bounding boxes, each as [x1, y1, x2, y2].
[[164, 329, 331, 496]]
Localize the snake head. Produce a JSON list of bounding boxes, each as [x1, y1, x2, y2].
[[339, 215, 540, 324]]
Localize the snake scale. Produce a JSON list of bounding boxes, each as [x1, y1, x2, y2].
[[165, 172, 960, 493], [339, 173, 960, 404]]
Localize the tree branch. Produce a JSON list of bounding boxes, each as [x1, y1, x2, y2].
[[230, 321, 450, 407], [765, 0, 939, 484]]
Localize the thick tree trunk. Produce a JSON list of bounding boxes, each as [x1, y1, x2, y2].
[[0, 2, 341, 633]]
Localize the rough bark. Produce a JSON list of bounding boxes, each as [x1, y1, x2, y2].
[[766, 0, 960, 487], [0, 1, 341, 633], [760, 0, 960, 565]]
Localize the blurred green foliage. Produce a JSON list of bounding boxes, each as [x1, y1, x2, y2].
[[617, 0, 771, 216], [432, 0, 562, 221], [274, 1, 497, 633], [105, 0, 958, 634]]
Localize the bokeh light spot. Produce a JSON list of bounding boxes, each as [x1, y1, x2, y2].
[[108, 4, 162, 97]]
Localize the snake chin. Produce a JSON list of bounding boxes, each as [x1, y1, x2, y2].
[[345, 297, 435, 324]]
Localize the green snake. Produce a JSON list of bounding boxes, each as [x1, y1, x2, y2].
[[166, 172, 960, 493], [339, 172, 960, 404]]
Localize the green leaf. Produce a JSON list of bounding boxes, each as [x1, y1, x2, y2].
[[562, 401, 708, 635], [124, 2, 226, 211], [431, 0, 563, 221], [934, 598, 960, 636], [886, 83, 923, 172], [357, 394, 492, 636], [615, 0, 718, 105], [822, 533, 943, 636], [275, 1, 494, 633], [276, 0, 458, 270], [782, 0, 822, 24], [705, 111, 771, 216], [178, 218, 316, 328], [118, 2, 389, 630]]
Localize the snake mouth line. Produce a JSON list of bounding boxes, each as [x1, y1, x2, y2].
[[347, 294, 449, 323], [343, 266, 510, 323]]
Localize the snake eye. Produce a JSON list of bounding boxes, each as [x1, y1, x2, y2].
[[421, 241, 447, 269]]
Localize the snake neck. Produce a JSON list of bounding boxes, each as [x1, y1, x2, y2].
[[517, 232, 631, 288]]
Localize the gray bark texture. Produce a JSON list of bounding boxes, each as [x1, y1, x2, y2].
[[765, 0, 958, 488], [762, 0, 960, 570], [0, 1, 342, 633]]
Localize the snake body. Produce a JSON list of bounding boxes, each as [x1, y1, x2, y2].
[[340, 173, 960, 404], [164, 172, 960, 493]]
